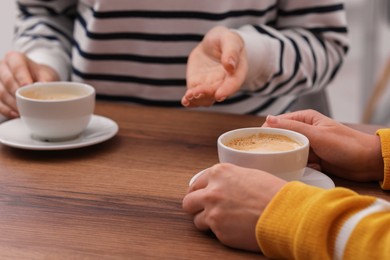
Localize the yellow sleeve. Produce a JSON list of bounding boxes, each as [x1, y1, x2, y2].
[[376, 129, 390, 189], [256, 182, 390, 259]]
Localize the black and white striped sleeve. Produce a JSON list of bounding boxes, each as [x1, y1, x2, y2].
[[237, 1, 349, 98], [14, 0, 77, 80]]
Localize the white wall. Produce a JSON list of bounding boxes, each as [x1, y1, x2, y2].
[[0, 1, 16, 57], [328, 0, 390, 124]]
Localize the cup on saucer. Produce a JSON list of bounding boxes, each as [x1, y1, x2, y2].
[[217, 127, 309, 181], [16, 81, 95, 142]]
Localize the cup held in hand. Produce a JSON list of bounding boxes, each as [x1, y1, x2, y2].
[[217, 127, 309, 181], [16, 81, 95, 142]]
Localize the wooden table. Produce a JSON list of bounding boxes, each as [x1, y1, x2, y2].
[[0, 101, 388, 259]]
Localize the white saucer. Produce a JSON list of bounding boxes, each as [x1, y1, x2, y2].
[[0, 115, 118, 150], [300, 167, 335, 189], [189, 167, 335, 189]]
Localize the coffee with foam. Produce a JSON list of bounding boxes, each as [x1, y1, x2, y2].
[[225, 133, 302, 153], [218, 127, 309, 181], [22, 90, 83, 101]]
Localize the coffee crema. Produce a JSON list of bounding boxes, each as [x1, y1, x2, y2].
[[22, 91, 80, 101], [225, 133, 302, 152]]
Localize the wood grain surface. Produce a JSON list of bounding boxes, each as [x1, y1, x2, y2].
[[0, 101, 388, 259]]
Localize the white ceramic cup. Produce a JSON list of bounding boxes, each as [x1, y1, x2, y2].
[[16, 81, 95, 141], [217, 127, 309, 181]]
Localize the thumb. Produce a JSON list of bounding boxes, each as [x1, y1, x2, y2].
[[27, 59, 59, 82], [34, 64, 59, 82], [220, 31, 244, 74], [265, 115, 313, 139]]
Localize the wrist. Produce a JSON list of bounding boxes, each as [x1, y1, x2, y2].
[[233, 26, 278, 91]]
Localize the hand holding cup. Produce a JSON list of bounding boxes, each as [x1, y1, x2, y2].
[[16, 81, 95, 141]]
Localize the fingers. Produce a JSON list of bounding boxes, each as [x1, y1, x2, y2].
[[183, 193, 211, 231], [183, 167, 217, 231], [0, 101, 18, 118], [5, 51, 33, 87], [193, 210, 210, 231], [264, 110, 315, 126], [30, 62, 59, 82], [181, 80, 219, 107], [0, 60, 20, 118], [0, 51, 59, 118], [187, 167, 210, 192], [181, 96, 190, 107], [264, 114, 315, 137], [220, 30, 244, 74], [213, 77, 239, 102], [181, 93, 216, 107], [182, 189, 210, 230], [0, 51, 36, 118], [214, 31, 246, 102], [0, 59, 21, 98], [182, 188, 205, 213], [182, 168, 211, 228], [181, 91, 203, 107]]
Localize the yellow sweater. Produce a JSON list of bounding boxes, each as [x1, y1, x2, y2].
[[256, 129, 390, 259]]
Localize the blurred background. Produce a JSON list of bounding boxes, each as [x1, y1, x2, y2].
[[0, 1, 389, 125], [329, 0, 390, 125]]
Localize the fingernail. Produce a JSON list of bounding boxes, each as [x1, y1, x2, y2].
[[228, 57, 236, 71], [266, 115, 279, 124], [217, 96, 226, 102], [20, 81, 31, 86], [10, 111, 19, 118], [194, 93, 204, 99], [19, 77, 33, 86], [182, 100, 189, 107]]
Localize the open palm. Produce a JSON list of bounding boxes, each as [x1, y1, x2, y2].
[[182, 26, 248, 107]]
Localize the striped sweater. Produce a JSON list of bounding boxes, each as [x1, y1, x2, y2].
[[257, 128, 390, 259], [14, 0, 349, 115]]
